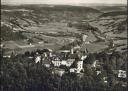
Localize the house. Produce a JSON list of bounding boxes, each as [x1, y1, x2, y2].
[[52, 53, 76, 67], [28, 56, 33, 59], [92, 60, 97, 68], [70, 60, 84, 73], [52, 57, 62, 67], [121, 82, 127, 87], [96, 71, 101, 75], [71, 45, 81, 54], [42, 59, 51, 68], [103, 77, 108, 83], [118, 70, 126, 78], [91, 60, 100, 68], [73, 45, 81, 49], [0, 44, 4, 48], [49, 52, 53, 57], [59, 50, 70, 58], [35, 56, 41, 63], [70, 68, 76, 73], [68, 53, 84, 73], [59, 50, 70, 53], [66, 59, 75, 67], [85, 41, 90, 44], [52, 58, 75, 67], [61, 60, 67, 66], [81, 55, 87, 61], [38, 41, 44, 44], [44, 53, 48, 57], [76, 61, 84, 73], [46, 48, 53, 52], [82, 34, 88, 42], [34, 53, 52, 67], [3, 55, 11, 58], [52, 68, 65, 77], [52, 60, 62, 67]]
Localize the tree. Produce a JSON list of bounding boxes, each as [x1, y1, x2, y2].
[[24, 51, 30, 57], [59, 65, 69, 71], [84, 53, 96, 64]]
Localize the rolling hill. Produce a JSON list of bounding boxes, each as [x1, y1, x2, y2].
[[1, 4, 127, 55]]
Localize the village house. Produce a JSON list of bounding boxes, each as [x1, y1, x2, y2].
[[73, 45, 81, 50], [28, 56, 33, 59], [35, 55, 41, 63], [70, 45, 81, 54], [66, 59, 75, 67], [103, 77, 108, 83], [52, 68, 65, 77], [59, 50, 71, 57], [81, 55, 87, 61], [82, 34, 88, 42], [113, 69, 127, 79], [0, 43, 4, 48], [96, 70, 102, 75], [68, 52, 87, 73], [91, 60, 101, 68], [3, 55, 11, 58], [76, 61, 84, 73], [52, 58, 75, 67], [118, 70, 126, 78], [52, 57, 62, 67], [61, 60, 67, 65], [52, 60, 62, 67], [42, 58, 51, 68], [70, 60, 84, 73], [34, 53, 52, 68], [52, 52, 76, 67], [34, 48, 53, 63]]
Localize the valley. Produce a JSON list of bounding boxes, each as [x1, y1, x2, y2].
[[1, 4, 127, 56]]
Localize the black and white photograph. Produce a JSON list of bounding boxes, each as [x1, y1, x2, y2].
[[1, 0, 127, 91]]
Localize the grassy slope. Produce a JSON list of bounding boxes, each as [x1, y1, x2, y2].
[[1, 5, 127, 54]]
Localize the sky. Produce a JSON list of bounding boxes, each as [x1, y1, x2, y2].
[[2, 0, 127, 5]]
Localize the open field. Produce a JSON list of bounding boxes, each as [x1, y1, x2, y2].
[[81, 43, 108, 53], [1, 4, 127, 55], [26, 22, 80, 33]]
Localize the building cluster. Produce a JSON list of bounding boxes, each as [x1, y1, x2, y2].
[[34, 47, 87, 76], [1, 33, 126, 86], [32, 34, 90, 76], [33, 47, 127, 86]]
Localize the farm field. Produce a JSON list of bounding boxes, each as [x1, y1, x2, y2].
[[1, 4, 127, 56]]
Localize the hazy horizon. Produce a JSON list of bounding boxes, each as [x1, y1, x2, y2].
[[2, 0, 127, 5]]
